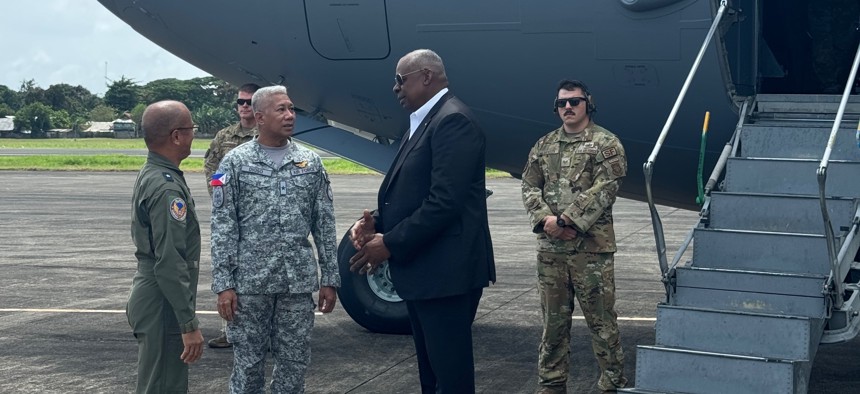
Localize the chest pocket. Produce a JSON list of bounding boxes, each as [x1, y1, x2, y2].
[[238, 172, 275, 217], [538, 145, 561, 183], [566, 152, 595, 192]]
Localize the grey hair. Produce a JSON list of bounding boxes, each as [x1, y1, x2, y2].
[[251, 85, 288, 112], [402, 49, 447, 78]]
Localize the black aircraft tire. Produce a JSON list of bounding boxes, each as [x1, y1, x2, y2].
[[336, 228, 412, 335]]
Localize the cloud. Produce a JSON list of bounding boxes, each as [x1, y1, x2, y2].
[[0, 0, 207, 95]]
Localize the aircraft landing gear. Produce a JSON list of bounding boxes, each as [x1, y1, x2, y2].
[[336, 228, 411, 335]]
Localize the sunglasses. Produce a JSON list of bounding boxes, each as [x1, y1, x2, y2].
[[236, 98, 252, 106], [395, 68, 428, 86], [174, 125, 199, 134], [555, 97, 587, 108]]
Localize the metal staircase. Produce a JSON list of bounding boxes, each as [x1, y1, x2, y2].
[[625, 95, 860, 393]]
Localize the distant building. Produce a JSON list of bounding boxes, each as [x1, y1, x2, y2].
[[112, 119, 136, 138], [84, 121, 113, 133], [0, 116, 13, 132]]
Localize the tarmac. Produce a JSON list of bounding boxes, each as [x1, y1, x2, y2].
[[0, 171, 858, 393]]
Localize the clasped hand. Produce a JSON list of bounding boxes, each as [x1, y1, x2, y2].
[[348, 209, 390, 274], [544, 215, 578, 241]]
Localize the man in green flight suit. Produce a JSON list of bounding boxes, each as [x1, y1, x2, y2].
[[128, 100, 204, 393]]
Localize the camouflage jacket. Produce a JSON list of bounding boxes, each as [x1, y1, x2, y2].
[[130, 152, 201, 333], [210, 139, 340, 295], [521, 122, 626, 253], [203, 122, 257, 195]]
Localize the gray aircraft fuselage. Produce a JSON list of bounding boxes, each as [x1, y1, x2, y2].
[[100, 0, 746, 209]]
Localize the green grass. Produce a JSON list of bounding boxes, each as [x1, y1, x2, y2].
[[0, 137, 512, 177], [0, 155, 378, 174], [0, 138, 212, 150]]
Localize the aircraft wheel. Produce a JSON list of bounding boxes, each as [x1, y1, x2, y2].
[[337, 228, 411, 335]]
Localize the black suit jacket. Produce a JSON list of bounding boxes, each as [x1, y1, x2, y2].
[[375, 92, 496, 301]]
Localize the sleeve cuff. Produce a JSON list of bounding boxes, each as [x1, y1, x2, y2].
[[180, 317, 199, 334]]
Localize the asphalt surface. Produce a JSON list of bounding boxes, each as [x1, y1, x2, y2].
[[0, 171, 858, 393]]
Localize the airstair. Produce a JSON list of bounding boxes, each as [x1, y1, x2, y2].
[[621, 2, 860, 391], [623, 95, 860, 393]]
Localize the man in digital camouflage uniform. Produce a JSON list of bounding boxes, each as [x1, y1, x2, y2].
[[128, 100, 204, 393], [521, 80, 627, 393], [210, 85, 339, 393], [203, 82, 260, 348]]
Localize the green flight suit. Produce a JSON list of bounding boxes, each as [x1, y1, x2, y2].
[[128, 152, 201, 394]]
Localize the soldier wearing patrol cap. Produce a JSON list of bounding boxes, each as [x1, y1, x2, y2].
[[128, 100, 204, 393], [521, 80, 627, 393], [210, 85, 339, 393]]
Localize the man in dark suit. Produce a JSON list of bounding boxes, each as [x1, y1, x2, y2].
[[349, 48, 496, 393]]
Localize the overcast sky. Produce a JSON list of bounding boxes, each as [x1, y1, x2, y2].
[[1, 0, 209, 96]]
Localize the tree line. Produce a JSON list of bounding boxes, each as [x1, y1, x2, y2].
[[0, 76, 240, 137]]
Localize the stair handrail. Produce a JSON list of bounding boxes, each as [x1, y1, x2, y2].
[[644, 0, 729, 289], [667, 99, 751, 281], [817, 39, 860, 310]]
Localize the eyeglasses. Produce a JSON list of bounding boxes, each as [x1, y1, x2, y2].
[[174, 125, 199, 134], [236, 99, 252, 106], [395, 68, 428, 86], [555, 97, 588, 108]]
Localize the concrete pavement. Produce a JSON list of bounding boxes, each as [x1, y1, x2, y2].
[[0, 171, 857, 393]]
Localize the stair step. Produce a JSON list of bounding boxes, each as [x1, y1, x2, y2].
[[634, 345, 808, 394], [673, 266, 827, 318], [655, 304, 824, 360], [755, 94, 860, 114], [692, 228, 830, 275], [708, 192, 857, 234], [725, 158, 860, 197], [740, 124, 860, 160]]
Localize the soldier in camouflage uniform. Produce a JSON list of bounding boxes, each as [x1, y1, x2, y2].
[[521, 80, 627, 393], [210, 85, 340, 394], [204, 83, 260, 195], [128, 100, 204, 393], [203, 82, 260, 349]]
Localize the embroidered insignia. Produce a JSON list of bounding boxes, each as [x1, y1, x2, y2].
[[169, 197, 187, 222], [602, 147, 618, 159], [240, 165, 273, 177], [212, 187, 224, 208], [162, 172, 174, 182], [611, 163, 623, 177], [290, 167, 316, 176], [327, 184, 334, 201], [210, 173, 225, 187], [294, 160, 308, 168]]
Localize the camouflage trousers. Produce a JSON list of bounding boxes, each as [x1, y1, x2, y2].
[[226, 293, 314, 394], [536, 251, 626, 391]]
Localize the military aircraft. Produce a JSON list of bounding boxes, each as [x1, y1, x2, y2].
[[99, 0, 859, 374]]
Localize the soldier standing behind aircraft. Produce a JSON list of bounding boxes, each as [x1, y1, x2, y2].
[[128, 100, 204, 393], [521, 80, 627, 393], [210, 85, 339, 393], [202, 82, 260, 349]]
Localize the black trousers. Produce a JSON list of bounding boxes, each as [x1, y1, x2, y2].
[[406, 287, 484, 394]]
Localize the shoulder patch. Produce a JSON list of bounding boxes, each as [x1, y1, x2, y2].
[[162, 172, 174, 182], [602, 147, 618, 159], [212, 187, 224, 208], [169, 197, 187, 222]]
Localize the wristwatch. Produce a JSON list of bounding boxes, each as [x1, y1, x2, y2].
[[556, 216, 568, 228]]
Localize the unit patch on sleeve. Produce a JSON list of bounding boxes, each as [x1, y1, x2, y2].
[[601, 147, 618, 159], [212, 186, 224, 208], [169, 197, 187, 222]]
